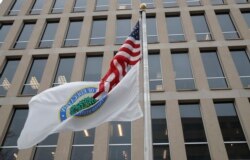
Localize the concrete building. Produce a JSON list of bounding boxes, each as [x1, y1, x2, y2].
[[0, 0, 250, 159]]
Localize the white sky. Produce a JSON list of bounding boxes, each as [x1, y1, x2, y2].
[[0, 0, 2, 4]]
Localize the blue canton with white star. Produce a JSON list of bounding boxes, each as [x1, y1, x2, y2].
[[129, 21, 140, 40]]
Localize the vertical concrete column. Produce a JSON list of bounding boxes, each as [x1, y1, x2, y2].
[[230, 8, 250, 40], [205, 9, 224, 41], [19, 0, 33, 15], [235, 98, 250, 147], [7, 54, 32, 97], [70, 52, 86, 82], [64, 0, 74, 13], [155, 0, 163, 8], [181, 10, 196, 42], [200, 99, 228, 160], [54, 132, 73, 160], [157, 12, 168, 43], [101, 51, 113, 77], [79, 15, 92, 47], [85, 0, 95, 13], [0, 0, 13, 16], [93, 123, 109, 160], [0, 105, 13, 144], [132, 118, 144, 160], [179, 0, 187, 8], [0, 56, 5, 70], [189, 47, 209, 90], [1, 19, 23, 50], [203, 0, 210, 6], [38, 53, 59, 92], [53, 17, 69, 48], [105, 14, 116, 46], [217, 46, 243, 89], [27, 18, 46, 49], [109, 0, 117, 11], [166, 100, 187, 160], [161, 49, 176, 92], [41, 0, 54, 15], [17, 147, 35, 160]]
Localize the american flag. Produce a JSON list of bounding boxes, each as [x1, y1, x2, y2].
[[93, 21, 141, 98]]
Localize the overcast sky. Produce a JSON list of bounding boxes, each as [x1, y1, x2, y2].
[[0, 0, 2, 4]]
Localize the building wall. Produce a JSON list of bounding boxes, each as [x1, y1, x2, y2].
[[0, 0, 250, 159]]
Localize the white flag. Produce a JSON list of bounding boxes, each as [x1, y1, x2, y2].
[[18, 63, 143, 149]]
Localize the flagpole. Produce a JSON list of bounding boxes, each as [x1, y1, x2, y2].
[[140, 4, 153, 160]]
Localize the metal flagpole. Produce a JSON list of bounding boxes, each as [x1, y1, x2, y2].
[[140, 3, 153, 160]]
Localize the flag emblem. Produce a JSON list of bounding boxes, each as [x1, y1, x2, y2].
[[59, 86, 108, 122]]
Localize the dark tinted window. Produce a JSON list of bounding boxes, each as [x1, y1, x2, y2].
[[149, 53, 163, 91], [39, 22, 58, 48], [211, 0, 224, 5], [171, 52, 195, 90], [71, 129, 95, 160], [201, 51, 228, 89], [0, 59, 20, 96], [21, 58, 47, 95], [225, 143, 250, 159], [191, 15, 212, 41], [147, 17, 158, 43], [166, 16, 185, 42], [73, 0, 86, 12], [0, 23, 12, 47], [51, 0, 66, 14], [30, 0, 44, 15], [231, 50, 250, 88], [116, 18, 131, 44], [109, 122, 131, 160], [185, 144, 211, 160], [14, 23, 35, 49], [163, 0, 178, 7], [83, 56, 103, 81], [89, 20, 106, 45], [216, 13, 239, 39], [53, 57, 75, 87], [95, 0, 108, 11], [64, 20, 83, 47], [8, 0, 25, 16], [242, 12, 250, 28]]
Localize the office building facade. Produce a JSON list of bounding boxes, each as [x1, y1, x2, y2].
[[0, 0, 250, 159]]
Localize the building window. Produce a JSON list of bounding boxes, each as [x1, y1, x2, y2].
[[83, 56, 103, 81], [214, 102, 250, 159], [71, 129, 95, 160], [0, 23, 12, 47], [231, 49, 250, 88], [89, 19, 106, 46], [64, 20, 83, 47], [0, 59, 20, 96], [151, 104, 170, 160], [14, 22, 35, 49], [109, 122, 131, 159], [149, 53, 163, 91], [117, 0, 131, 10], [39, 21, 59, 48], [140, 0, 155, 8], [52, 57, 75, 87], [21, 58, 47, 96], [216, 13, 240, 40], [235, 0, 249, 3], [171, 52, 195, 90], [166, 15, 185, 42], [242, 11, 250, 28], [163, 0, 178, 8], [191, 14, 212, 41], [8, 0, 25, 16], [33, 134, 58, 160], [51, 0, 66, 14], [179, 103, 211, 159], [115, 18, 131, 44], [201, 51, 228, 89], [186, 0, 202, 6], [147, 17, 158, 43], [211, 0, 224, 5], [73, 0, 86, 12], [95, 0, 108, 11], [30, 0, 44, 15], [0, 109, 28, 160]]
